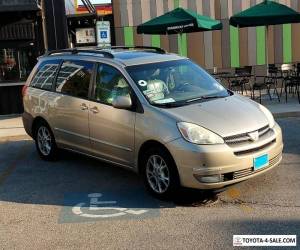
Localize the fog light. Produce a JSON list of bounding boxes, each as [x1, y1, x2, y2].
[[194, 174, 223, 183]]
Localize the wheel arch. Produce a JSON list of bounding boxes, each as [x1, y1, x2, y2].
[[137, 140, 177, 174], [31, 116, 51, 138]]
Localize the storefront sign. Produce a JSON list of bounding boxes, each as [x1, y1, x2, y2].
[[75, 28, 96, 44]]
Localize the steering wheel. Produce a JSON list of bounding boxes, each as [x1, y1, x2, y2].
[[175, 82, 191, 91]]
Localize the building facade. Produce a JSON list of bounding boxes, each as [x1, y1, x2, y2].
[[0, 0, 69, 115], [112, 0, 300, 70]]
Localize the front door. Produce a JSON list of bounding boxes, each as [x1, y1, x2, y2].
[[89, 63, 135, 167], [51, 59, 94, 153]]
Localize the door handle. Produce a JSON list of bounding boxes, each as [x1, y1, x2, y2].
[[80, 103, 88, 111], [90, 106, 99, 114]]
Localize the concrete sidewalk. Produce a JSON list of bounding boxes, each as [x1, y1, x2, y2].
[[244, 90, 300, 118], [266, 101, 300, 118], [253, 95, 300, 118], [0, 115, 28, 139], [0, 99, 299, 139]]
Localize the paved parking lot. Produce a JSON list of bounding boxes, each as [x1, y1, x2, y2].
[[0, 117, 299, 249]]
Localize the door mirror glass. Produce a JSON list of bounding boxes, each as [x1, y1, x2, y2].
[[112, 95, 132, 109]]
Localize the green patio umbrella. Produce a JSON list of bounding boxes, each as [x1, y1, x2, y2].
[[137, 7, 222, 55], [230, 0, 300, 70]]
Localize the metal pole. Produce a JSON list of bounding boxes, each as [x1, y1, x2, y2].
[[51, 0, 58, 49], [41, 0, 48, 52], [17, 51, 22, 80], [266, 25, 269, 76], [179, 32, 182, 56]]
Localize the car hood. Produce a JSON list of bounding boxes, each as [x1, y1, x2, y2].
[[161, 95, 269, 137]]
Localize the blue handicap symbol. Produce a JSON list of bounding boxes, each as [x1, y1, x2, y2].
[[100, 31, 108, 39]]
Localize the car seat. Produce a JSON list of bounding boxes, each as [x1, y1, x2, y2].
[[144, 79, 168, 102]]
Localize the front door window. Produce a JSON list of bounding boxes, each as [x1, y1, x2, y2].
[[94, 64, 131, 105]]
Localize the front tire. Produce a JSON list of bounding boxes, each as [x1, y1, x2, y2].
[[141, 147, 180, 199], [34, 121, 58, 161]]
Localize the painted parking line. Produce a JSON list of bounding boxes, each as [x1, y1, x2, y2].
[[0, 141, 29, 187], [59, 189, 167, 223], [0, 135, 30, 142], [224, 187, 254, 213]]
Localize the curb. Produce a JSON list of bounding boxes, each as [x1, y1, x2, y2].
[[273, 111, 300, 119], [0, 114, 21, 119], [0, 135, 31, 142]]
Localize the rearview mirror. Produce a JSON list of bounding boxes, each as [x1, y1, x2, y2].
[[112, 96, 132, 109]]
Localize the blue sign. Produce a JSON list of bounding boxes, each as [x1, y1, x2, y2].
[[100, 31, 108, 39]]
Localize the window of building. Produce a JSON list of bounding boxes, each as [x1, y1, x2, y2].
[[0, 48, 34, 83], [56, 60, 93, 99], [95, 64, 131, 105], [30, 60, 61, 90]]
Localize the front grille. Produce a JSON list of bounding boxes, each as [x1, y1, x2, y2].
[[234, 139, 276, 156], [232, 168, 253, 179], [223, 124, 276, 156], [224, 125, 270, 145], [227, 153, 282, 180]]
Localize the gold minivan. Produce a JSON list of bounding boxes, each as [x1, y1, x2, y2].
[[22, 47, 283, 199]]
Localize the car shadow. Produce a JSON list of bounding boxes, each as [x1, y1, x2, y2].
[[0, 139, 219, 210]]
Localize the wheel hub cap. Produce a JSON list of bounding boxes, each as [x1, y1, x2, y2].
[[146, 155, 170, 194], [37, 126, 52, 156]]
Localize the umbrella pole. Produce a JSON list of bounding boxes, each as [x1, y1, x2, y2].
[[179, 32, 183, 56], [266, 25, 269, 76]]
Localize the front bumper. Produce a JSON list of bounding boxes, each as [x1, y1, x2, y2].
[[166, 123, 283, 190]]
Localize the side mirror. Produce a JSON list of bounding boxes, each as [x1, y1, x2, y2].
[[112, 96, 132, 109]]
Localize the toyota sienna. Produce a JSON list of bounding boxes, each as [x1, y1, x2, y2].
[[22, 46, 283, 199]]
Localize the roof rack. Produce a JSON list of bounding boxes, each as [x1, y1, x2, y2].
[[104, 46, 166, 54], [45, 48, 114, 58]]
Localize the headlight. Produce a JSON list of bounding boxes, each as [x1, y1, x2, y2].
[[259, 105, 275, 128], [177, 122, 224, 145]]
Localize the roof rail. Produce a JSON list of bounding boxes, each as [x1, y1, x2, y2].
[[105, 46, 166, 54], [45, 48, 114, 58]]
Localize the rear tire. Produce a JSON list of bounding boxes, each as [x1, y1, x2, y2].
[[34, 121, 58, 161], [141, 147, 180, 200]]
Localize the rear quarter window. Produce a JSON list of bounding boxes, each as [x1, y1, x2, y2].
[[30, 59, 61, 90]]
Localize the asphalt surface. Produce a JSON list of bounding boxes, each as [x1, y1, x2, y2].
[[0, 117, 299, 250]]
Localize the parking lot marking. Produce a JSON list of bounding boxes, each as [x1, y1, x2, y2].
[[225, 187, 255, 213], [59, 190, 162, 223], [72, 192, 148, 218], [227, 188, 241, 199], [88, 193, 116, 210], [0, 142, 28, 187]]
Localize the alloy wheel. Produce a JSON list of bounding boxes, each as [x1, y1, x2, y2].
[[37, 126, 52, 156], [146, 154, 170, 194]]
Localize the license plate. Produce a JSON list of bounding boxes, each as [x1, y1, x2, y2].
[[254, 154, 269, 170]]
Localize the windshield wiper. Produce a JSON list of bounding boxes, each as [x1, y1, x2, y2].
[[186, 95, 227, 103], [153, 102, 186, 108]]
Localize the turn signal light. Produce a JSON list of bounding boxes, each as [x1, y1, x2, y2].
[[22, 85, 28, 97], [194, 174, 224, 183]]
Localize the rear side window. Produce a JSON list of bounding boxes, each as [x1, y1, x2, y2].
[[30, 60, 61, 90], [55, 60, 93, 99]]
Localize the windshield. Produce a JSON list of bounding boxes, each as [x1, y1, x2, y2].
[[126, 59, 230, 107]]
